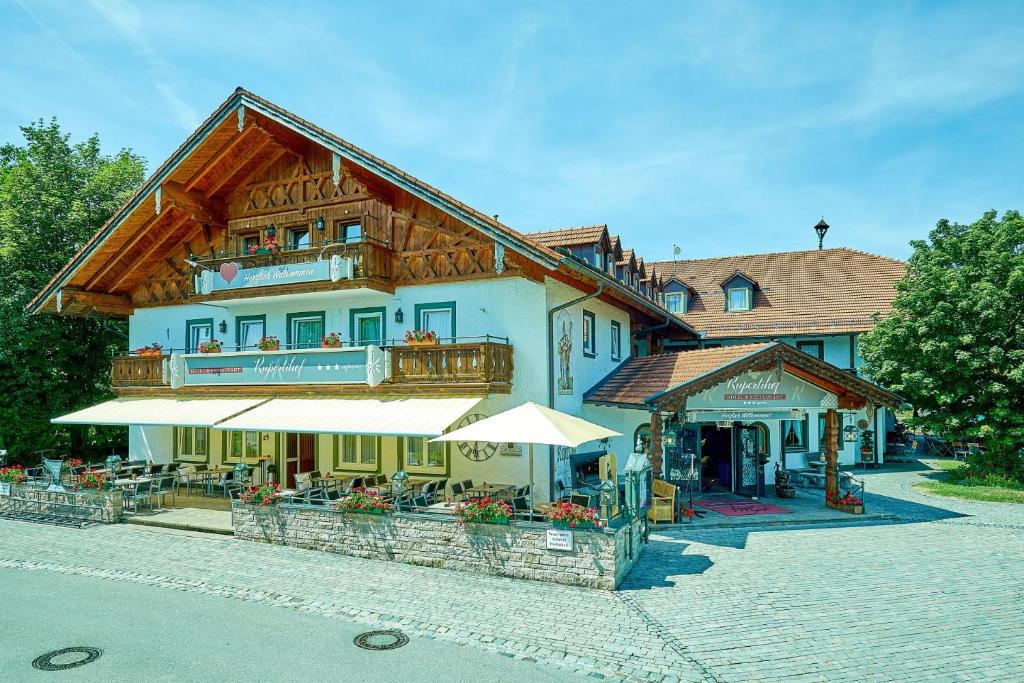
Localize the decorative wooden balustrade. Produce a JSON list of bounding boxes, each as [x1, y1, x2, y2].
[[388, 341, 513, 385], [111, 341, 513, 390], [193, 240, 393, 282], [112, 355, 166, 387]]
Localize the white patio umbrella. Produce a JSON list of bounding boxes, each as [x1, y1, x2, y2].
[[431, 402, 621, 509]]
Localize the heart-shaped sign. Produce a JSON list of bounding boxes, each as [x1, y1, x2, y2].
[[219, 262, 239, 284]]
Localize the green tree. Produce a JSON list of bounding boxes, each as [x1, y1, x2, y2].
[[860, 210, 1024, 481], [0, 119, 145, 464]]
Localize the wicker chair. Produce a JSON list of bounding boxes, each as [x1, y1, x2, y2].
[[648, 479, 676, 524]]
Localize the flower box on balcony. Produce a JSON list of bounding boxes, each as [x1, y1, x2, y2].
[[407, 339, 439, 347]]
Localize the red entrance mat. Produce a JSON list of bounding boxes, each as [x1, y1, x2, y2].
[[694, 499, 793, 516]]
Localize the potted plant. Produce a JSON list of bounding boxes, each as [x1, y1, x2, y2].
[[198, 339, 223, 354], [860, 429, 875, 457], [257, 336, 281, 351], [544, 501, 604, 529], [0, 465, 26, 485], [321, 332, 343, 348], [404, 329, 439, 346], [336, 490, 394, 515], [453, 497, 513, 525], [826, 490, 864, 514], [136, 343, 163, 358], [237, 482, 281, 506]]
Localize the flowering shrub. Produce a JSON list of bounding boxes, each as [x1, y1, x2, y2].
[[257, 336, 281, 351], [544, 501, 604, 529], [76, 469, 107, 491], [238, 483, 281, 506], [336, 490, 393, 515], [321, 332, 342, 348], [453, 497, 513, 525], [0, 465, 26, 485], [680, 504, 696, 520], [404, 329, 438, 344], [136, 343, 163, 356], [198, 339, 223, 353]]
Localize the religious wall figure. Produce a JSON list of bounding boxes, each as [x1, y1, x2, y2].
[[557, 315, 573, 394]]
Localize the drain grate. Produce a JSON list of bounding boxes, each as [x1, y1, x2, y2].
[[353, 630, 409, 651], [32, 647, 103, 671]]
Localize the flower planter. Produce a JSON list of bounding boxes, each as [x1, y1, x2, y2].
[[259, 344, 280, 352], [407, 339, 439, 347], [464, 518, 510, 526], [138, 350, 163, 358], [321, 342, 342, 349], [827, 500, 864, 515], [199, 347, 221, 353]]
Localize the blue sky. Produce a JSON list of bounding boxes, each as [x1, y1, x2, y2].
[[3, 1, 1023, 261]]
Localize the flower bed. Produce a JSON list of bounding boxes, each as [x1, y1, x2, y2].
[[544, 502, 604, 529], [237, 483, 281, 506], [0, 465, 26, 485], [336, 490, 393, 515], [826, 490, 864, 514], [453, 497, 513, 525], [76, 469, 107, 491]]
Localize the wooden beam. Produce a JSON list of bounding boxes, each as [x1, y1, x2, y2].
[[203, 138, 272, 198], [60, 287, 133, 317], [183, 124, 262, 192], [161, 182, 226, 226], [83, 208, 175, 289], [218, 146, 289, 198], [107, 214, 192, 291], [782, 361, 863, 404]]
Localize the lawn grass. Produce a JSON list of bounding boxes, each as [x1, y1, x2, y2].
[[914, 458, 1024, 503], [913, 480, 1024, 504]]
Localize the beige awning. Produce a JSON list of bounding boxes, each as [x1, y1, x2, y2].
[[51, 397, 269, 427], [215, 397, 482, 437]]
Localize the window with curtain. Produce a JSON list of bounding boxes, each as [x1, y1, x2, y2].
[[405, 436, 445, 470], [727, 287, 751, 311], [582, 310, 596, 357], [337, 434, 379, 469], [417, 303, 455, 342], [610, 320, 621, 361], [229, 431, 261, 459], [186, 321, 213, 352], [818, 412, 844, 453], [177, 427, 209, 461], [354, 313, 383, 346], [665, 292, 683, 313], [782, 417, 809, 452], [238, 319, 265, 350], [290, 314, 323, 349]]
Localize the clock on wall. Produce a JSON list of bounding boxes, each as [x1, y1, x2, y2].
[[454, 413, 499, 462]]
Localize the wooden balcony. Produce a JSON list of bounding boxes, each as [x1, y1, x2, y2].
[[111, 340, 513, 392]]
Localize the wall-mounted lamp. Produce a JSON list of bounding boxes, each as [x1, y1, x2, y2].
[[218, 320, 228, 334], [266, 224, 276, 238], [394, 308, 404, 324], [315, 216, 325, 232]]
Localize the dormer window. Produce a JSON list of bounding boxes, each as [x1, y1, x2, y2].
[[665, 292, 686, 313], [727, 286, 751, 311]]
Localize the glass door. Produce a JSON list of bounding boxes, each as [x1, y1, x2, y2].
[[733, 425, 764, 497]]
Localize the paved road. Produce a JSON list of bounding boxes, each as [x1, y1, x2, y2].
[[0, 461, 1021, 682], [1, 566, 570, 682]]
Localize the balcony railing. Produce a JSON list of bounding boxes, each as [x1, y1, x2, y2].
[[111, 337, 513, 389], [192, 238, 393, 284]]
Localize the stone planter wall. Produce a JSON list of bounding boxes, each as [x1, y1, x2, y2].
[[232, 503, 645, 590], [0, 485, 124, 524]]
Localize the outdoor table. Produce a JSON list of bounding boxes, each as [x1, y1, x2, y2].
[[465, 483, 514, 498], [426, 502, 457, 514], [202, 467, 235, 497], [405, 476, 435, 491], [113, 477, 153, 509]]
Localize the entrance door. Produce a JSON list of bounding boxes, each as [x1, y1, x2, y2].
[[733, 425, 764, 497], [285, 432, 316, 488]]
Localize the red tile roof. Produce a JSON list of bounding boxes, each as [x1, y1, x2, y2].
[[527, 224, 608, 248], [653, 248, 905, 338], [585, 343, 770, 406]]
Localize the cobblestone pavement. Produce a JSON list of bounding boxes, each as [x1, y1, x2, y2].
[[1, 461, 1021, 682]]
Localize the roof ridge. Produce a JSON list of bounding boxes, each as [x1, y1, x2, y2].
[[527, 224, 608, 235], [651, 246, 905, 267]]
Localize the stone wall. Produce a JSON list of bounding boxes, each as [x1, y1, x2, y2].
[[0, 485, 123, 524], [232, 503, 645, 590]]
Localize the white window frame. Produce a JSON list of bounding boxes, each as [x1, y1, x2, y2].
[[186, 321, 213, 353], [228, 431, 262, 461], [353, 311, 384, 346], [727, 287, 751, 312], [238, 319, 265, 351], [290, 315, 324, 349], [404, 436, 447, 474], [336, 434, 380, 471], [610, 320, 622, 361], [582, 310, 596, 358], [177, 426, 209, 462], [665, 292, 683, 313]]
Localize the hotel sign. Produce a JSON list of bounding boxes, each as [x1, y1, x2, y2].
[[167, 346, 388, 388], [195, 256, 352, 295], [687, 371, 832, 410]]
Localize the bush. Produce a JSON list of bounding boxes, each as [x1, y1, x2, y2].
[[948, 466, 1024, 490]]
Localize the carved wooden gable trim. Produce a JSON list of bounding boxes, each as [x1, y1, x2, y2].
[[240, 158, 368, 216]]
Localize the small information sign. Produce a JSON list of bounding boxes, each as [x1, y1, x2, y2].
[[545, 529, 574, 551], [0, 482, 10, 497]]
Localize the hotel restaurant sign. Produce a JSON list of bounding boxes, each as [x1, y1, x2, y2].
[[195, 255, 351, 295], [686, 371, 834, 421], [166, 346, 389, 389]]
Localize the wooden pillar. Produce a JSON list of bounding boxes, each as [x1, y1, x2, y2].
[[824, 408, 839, 505], [649, 411, 663, 478]]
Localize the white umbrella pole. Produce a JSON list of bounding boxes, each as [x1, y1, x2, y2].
[[528, 443, 534, 520]]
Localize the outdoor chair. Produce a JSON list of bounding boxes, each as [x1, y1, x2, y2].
[[514, 485, 531, 498], [151, 475, 175, 510], [295, 473, 313, 492], [224, 467, 253, 500], [346, 477, 364, 493], [461, 479, 473, 492], [175, 465, 198, 496], [450, 482, 465, 501], [434, 478, 449, 501], [165, 462, 180, 474], [409, 494, 428, 510], [421, 480, 438, 504], [648, 479, 676, 525], [148, 463, 164, 475], [125, 479, 154, 514], [569, 493, 592, 508]]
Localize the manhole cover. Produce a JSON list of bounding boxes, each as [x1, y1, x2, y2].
[[353, 630, 409, 651], [32, 647, 103, 671]]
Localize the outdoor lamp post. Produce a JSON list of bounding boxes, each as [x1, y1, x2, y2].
[[105, 455, 121, 476], [391, 470, 409, 512], [599, 478, 617, 524]]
